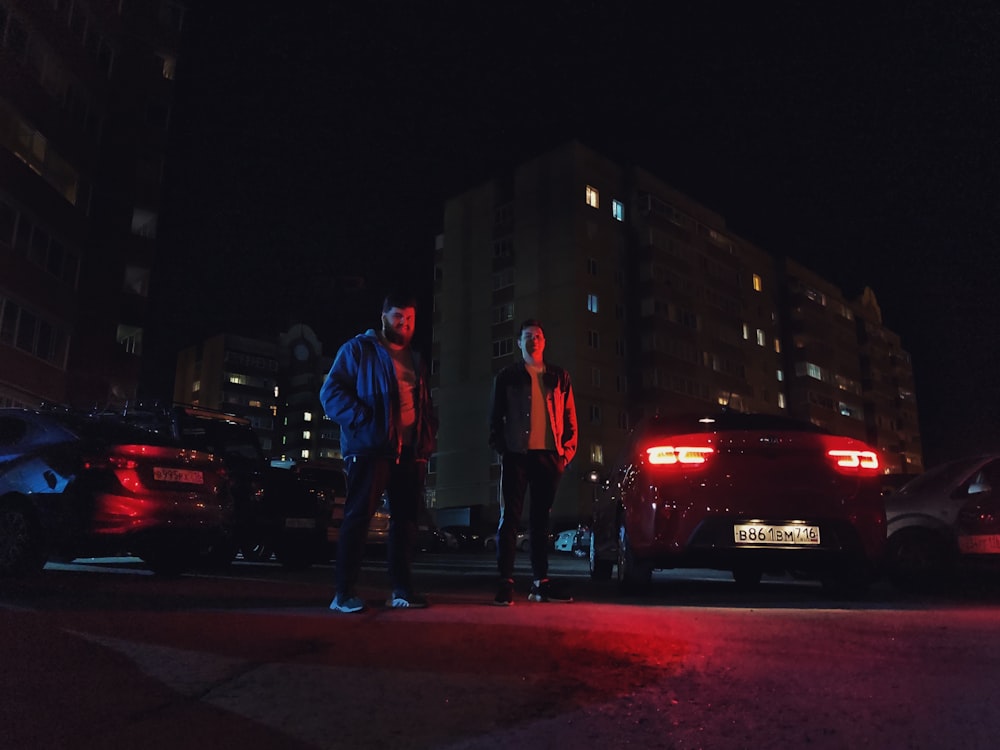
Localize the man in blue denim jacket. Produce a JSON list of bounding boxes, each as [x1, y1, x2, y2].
[[489, 319, 578, 605], [320, 292, 437, 613]]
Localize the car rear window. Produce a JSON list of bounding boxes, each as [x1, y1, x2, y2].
[[647, 411, 827, 435], [896, 457, 984, 496], [54, 413, 180, 445]]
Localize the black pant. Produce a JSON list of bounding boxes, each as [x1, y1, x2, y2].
[[496, 450, 564, 580], [336, 449, 425, 598]]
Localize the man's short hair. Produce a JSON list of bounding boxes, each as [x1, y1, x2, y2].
[[518, 319, 544, 337], [383, 291, 418, 313]]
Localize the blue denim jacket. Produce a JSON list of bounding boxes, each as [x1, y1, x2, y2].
[[319, 330, 437, 460]]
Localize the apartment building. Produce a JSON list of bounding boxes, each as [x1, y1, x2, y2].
[[431, 141, 922, 524], [0, 0, 183, 409], [778, 260, 921, 474], [173, 324, 339, 462]]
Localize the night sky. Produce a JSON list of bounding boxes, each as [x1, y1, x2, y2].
[[148, 1, 1000, 467]]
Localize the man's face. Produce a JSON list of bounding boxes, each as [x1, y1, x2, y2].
[[518, 326, 545, 361], [382, 306, 416, 346]]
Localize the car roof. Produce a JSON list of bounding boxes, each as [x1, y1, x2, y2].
[[895, 454, 1000, 496], [641, 410, 828, 435]]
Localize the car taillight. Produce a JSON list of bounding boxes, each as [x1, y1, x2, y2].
[[645, 444, 715, 466], [823, 436, 880, 475], [84, 446, 148, 492]]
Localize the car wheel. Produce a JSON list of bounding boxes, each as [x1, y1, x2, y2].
[[241, 540, 275, 563], [0, 503, 46, 576], [196, 536, 237, 570], [616, 523, 652, 594], [887, 528, 954, 591], [589, 532, 613, 580]]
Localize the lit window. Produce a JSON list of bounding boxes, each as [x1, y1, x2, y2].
[[774, 338, 781, 354], [752, 273, 762, 292], [612, 199, 624, 221], [304, 411, 313, 422], [302, 430, 311, 440], [585, 185, 599, 209], [587, 293, 599, 313], [777, 369, 784, 382], [778, 393, 786, 409], [192, 380, 200, 392], [756, 329, 766, 347], [590, 444, 604, 465], [249, 400, 261, 408], [301, 449, 310, 459], [228, 373, 246, 385], [742, 323, 749, 340]]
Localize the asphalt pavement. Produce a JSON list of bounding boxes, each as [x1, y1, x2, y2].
[[5, 554, 1000, 749]]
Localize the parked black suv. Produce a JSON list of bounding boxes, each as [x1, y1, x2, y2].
[[94, 404, 327, 569]]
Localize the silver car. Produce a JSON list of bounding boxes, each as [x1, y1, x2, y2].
[[884, 454, 1000, 588]]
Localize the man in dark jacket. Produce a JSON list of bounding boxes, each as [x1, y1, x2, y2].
[[489, 319, 578, 605], [320, 292, 437, 612]]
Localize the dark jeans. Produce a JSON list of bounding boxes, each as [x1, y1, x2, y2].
[[496, 450, 564, 580], [336, 449, 425, 599]]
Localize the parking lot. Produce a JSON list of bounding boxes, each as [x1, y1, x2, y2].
[[4, 553, 1000, 749]]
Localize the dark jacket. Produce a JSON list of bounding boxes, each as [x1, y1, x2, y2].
[[319, 329, 437, 460], [489, 361, 578, 464]]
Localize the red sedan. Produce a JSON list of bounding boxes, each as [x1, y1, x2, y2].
[[588, 410, 886, 595]]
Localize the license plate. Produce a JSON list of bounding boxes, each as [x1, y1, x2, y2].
[[285, 517, 316, 529], [153, 467, 204, 484], [958, 534, 1000, 554], [733, 524, 820, 545]]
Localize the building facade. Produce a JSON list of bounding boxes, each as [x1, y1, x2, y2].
[[431, 141, 922, 525], [0, 0, 183, 409], [172, 325, 339, 462]]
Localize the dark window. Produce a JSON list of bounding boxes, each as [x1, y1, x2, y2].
[[6, 16, 27, 60], [29, 227, 48, 265], [0, 200, 15, 245], [15, 308, 36, 352], [0, 299, 18, 345]]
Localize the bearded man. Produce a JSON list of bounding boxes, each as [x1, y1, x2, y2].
[[320, 291, 437, 612]]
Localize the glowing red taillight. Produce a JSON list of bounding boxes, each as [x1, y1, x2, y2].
[[821, 431, 881, 475], [646, 445, 715, 465], [83, 447, 149, 492], [826, 450, 878, 470]]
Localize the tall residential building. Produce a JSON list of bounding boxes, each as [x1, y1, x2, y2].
[[0, 0, 184, 409], [779, 260, 922, 474], [431, 141, 922, 525], [172, 325, 339, 462]]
